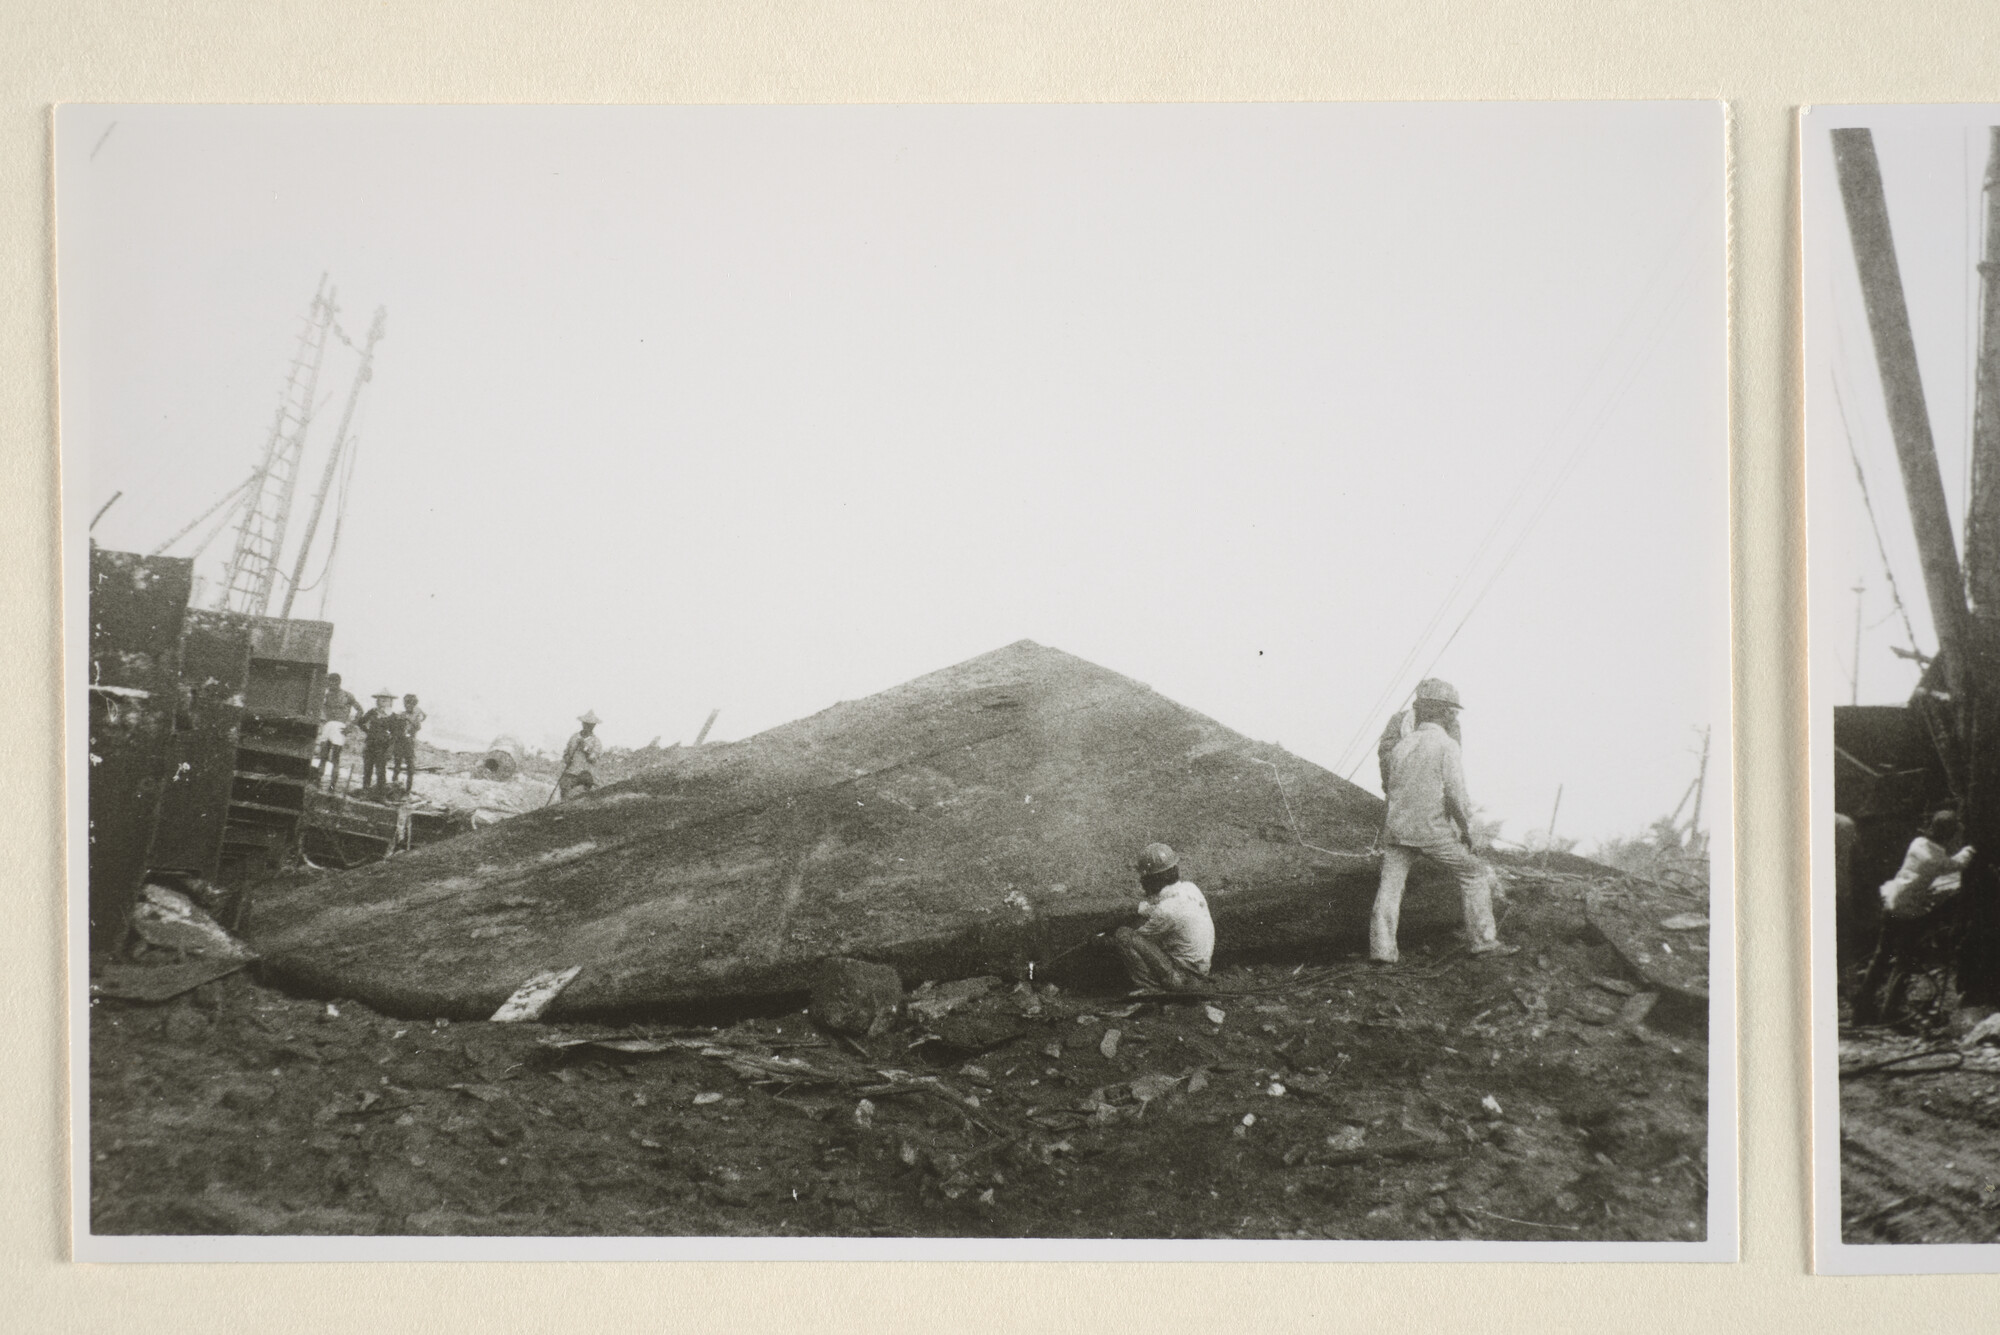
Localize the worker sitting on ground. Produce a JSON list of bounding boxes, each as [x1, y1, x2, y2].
[[1110, 842, 1215, 994], [1853, 809, 1974, 1026], [316, 671, 361, 790], [1376, 677, 1464, 795], [358, 689, 400, 797], [1371, 678, 1517, 964], [391, 692, 427, 794], [558, 711, 604, 801]]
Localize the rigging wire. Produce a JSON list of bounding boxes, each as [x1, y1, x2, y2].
[[293, 383, 370, 607], [314, 425, 364, 618], [292, 437, 354, 597], [150, 468, 257, 555], [186, 485, 253, 563], [1332, 224, 1708, 779], [1830, 369, 1925, 659], [1328, 203, 1713, 779], [1377, 254, 1705, 740]]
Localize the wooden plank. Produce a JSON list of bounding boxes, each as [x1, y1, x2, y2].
[[490, 966, 584, 1022]]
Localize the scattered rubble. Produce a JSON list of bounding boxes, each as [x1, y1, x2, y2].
[[91, 881, 260, 1004], [129, 883, 256, 961], [1839, 1023, 2000, 1243], [1583, 876, 1709, 1001], [809, 959, 903, 1037], [406, 769, 556, 829]]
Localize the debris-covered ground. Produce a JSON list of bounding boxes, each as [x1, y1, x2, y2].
[[1837, 958, 2000, 1244], [91, 871, 1707, 1240]]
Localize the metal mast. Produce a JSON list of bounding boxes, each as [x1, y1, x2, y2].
[[216, 275, 338, 616], [279, 305, 385, 620], [1969, 129, 2000, 613], [1958, 128, 2000, 996], [1831, 130, 1969, 696]]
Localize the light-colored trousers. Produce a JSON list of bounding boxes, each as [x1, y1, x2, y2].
[[1111, 926, 1207, 992], [1371, 839, 1498, 963]]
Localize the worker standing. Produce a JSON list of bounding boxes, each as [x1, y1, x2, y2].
[[558, 711, 604, 801], [316, 671, 361, 789], [1110, 842, 1215, 993], [391, 692, 427, 794], [1371, 679, 1515, 964], [358, 689, 399, 797]]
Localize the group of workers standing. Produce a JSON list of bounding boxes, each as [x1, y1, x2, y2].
[[314, 672, 427, 799], [315, 678, 607, 807], [1107, 676, 1515, 995]]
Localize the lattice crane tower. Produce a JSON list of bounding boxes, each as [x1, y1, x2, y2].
[[216, 275, 338, 616]]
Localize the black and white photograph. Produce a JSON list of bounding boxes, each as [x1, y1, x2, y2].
[[1808, 105, 2000, 1273], [62, 103, 1729, 1260]]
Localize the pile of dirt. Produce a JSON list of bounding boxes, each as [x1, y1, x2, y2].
[[246, 641, 1463, 1020], [90, 864, 1707, 1240]]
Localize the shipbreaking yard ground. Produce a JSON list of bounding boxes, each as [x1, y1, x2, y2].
[[1836, 980, 2000, 1245], [90, 864, 1708, 1243]]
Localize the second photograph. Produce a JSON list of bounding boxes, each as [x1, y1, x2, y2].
[[1808, 103, 2000, 1274]]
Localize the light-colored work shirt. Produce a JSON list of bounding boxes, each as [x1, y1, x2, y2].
[[1384, 721, 1473, 848], [1377, 707, 1461, 790], [561, 730, 604, 778], [1880, 835, 1975, 919], [1136, 880, 1214, 975]]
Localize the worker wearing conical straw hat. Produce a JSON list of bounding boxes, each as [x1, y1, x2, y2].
[[1372, 679, 1517, 965], [558, 711, 604, 802], [358, 689, 399, 797]]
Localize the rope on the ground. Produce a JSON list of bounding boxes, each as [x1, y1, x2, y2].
[[1472, 1205, 1582, 1233], [1839, 1047, 1965, 1079], [1249, 757, 1376, 863]]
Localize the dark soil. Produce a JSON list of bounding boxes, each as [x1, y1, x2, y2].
[[1836, 952, 2000, 1244], [91, 871, 1707, 1240], [1839, 1041, 2000, 1244]]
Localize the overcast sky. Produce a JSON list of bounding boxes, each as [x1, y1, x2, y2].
[[61, 104, 1725, 847], [1807, 107, 2000, 708]]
